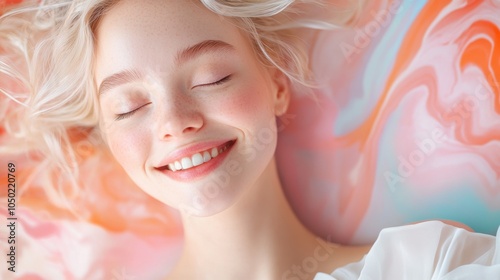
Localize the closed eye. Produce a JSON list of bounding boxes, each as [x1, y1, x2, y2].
[[197, 75, 231, 88], [115, 102, 151, 121]]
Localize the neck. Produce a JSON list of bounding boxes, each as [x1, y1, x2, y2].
[[173, 158, 326, 280]]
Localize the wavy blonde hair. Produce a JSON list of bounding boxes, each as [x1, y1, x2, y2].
[[0, 0, 361, 183]]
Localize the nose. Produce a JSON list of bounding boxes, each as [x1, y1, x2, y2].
[[156, 94, 204, 139]]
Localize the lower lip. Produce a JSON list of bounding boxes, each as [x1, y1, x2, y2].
[[157, 141, 236, 182]]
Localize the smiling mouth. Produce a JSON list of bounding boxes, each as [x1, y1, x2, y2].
[[159, 140, 236, 172]]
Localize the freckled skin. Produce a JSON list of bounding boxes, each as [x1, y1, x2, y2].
[[95, 0, 286, 216], [93, 1, 372, 279]]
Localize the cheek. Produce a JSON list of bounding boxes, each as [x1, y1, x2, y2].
[[216, 81, 274, 128], [105, 126, 151, 172], [218, 80, 278, 161]]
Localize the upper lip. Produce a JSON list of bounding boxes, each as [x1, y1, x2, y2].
[[155, 139, 236, 169]]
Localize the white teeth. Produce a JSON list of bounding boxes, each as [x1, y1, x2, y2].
[[203, 151, 211, 162], [174, 161, 182, 171], [165, 141, 234, 172], [211, 147, 219, 158], [192, 153, 204, 167], [168, 163, 176, 172], [181, 157, 193, 169]]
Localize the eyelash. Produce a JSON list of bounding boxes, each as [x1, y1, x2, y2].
[[115, 103, 151, 121], [204, 75, 231, 87], [114, 76, 231, 121]]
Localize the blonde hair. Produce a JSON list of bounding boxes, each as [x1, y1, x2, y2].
[[0, 0, 361, 183]]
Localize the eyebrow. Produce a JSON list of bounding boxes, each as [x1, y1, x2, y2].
[[98, 40, 236, 95], [98, 69, 143, 96], [174, 39, 235, 65]]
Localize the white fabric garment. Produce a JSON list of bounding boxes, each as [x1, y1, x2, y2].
[[314, 221, 500, 280]]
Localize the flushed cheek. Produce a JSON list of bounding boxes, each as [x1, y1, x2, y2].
[[215, 82, 278, 161], [215, 83, 274, 130], [106, 127, 176, 206], [106, 126, 151, 176]]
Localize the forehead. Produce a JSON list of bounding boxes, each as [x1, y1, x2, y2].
[[94, 0, 250, 83]]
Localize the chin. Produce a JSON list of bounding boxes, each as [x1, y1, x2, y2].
[[176, 195, 238, 217]]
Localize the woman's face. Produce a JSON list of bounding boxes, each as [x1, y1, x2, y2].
[[94, 0, 289, 216]]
